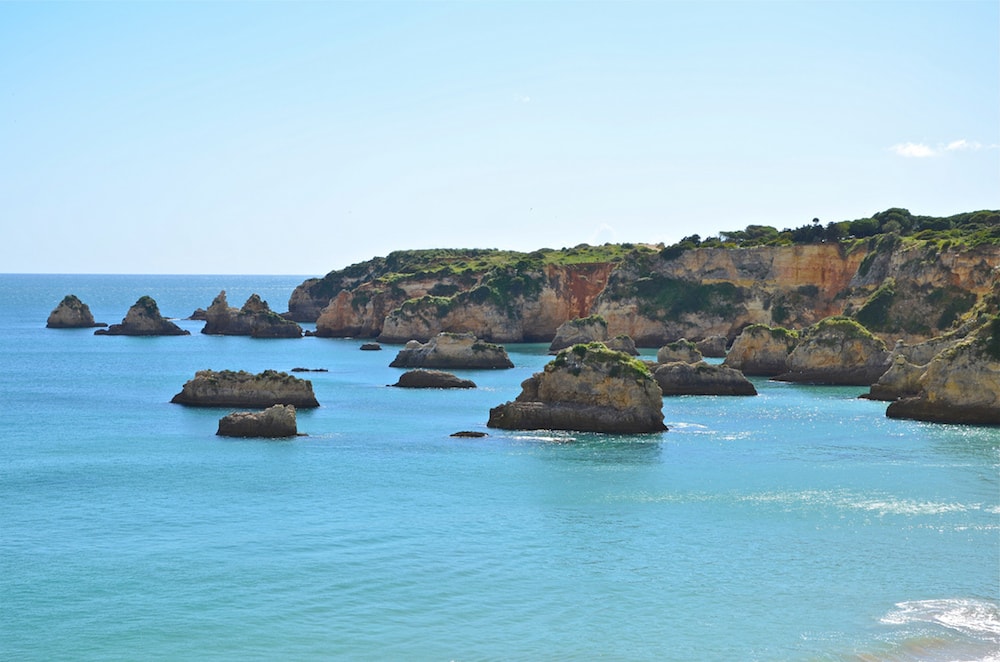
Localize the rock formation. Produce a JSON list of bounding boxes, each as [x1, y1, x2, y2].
[[774, 317, 890, 385], [549, 315, 608, 353], [390, 369, 476, 389], [217, 405, 299, 438], [171, 369, 320, 408], [95, 296, 189, 336], [696, 335, 728, 358], [885, 317, 1000, 424], [389, 332, 514, 369], [360, 342, 382, 351], [862, 355, 926, 402], [46, 294, 105, 328], [656, 339, 703, 364], [605, 334, 639, 356], [487, 343, 666, 434], [723, 325, 799, 376], [653, 361, 757, 396], [201, 291, 302, 338]]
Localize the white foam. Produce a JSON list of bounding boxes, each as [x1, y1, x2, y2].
[[882, 598, 1000, 641]]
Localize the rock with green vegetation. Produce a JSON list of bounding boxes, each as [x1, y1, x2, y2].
[[46, 294, 106, 328], [886, 317, 1000, 424], [217, 405, 299, 438], [390, 369, 476, 389], [95, 296, 189, 336], [548, 315, 608, 353], [201, 291, 302, 338], [487, 343, 666, 434], [653, 361, 757, 396], [723, 324, 800, 376], [171, 369, 320, 408], [775, 317, 890, 385], [389, 332, 513, 369], [656, 338, 703, 364], [605, 334, 639, 356]]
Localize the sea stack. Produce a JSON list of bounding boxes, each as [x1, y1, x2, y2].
[[171, 369, 320, 408], [95, 296, 189, 336], [46, 294, 106, 328]]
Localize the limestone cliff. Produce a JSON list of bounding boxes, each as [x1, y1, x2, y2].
[[487, 343, 666, 434]]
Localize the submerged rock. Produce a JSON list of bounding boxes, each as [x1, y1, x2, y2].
[[653, 361, 757, 396], [360, 342, 382, 351], [389, 332, 514, 369], [217, 405, 299, 438], [488, 343, 666, 434], [451, 430, 488, 438], [95, 296, 189, 336], [886, 317, 1000, 425], [723, 324, 799, 376], [201, 291, 302, 338], [774, 317, 890, 385], [171, 369, 320, 408], [47, 294, 106, 328], [390, 369, 476, 389]]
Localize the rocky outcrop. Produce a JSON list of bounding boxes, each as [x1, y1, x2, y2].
[[549, 315, 608, 353], [886, 317, 1000, 424], [47, 295, 105, 328], [360, 342, 382, 351], [487, 343, 666, 434], [605, 335, 639, 356], [171, 370, 320, 408], [390, 370, 476, 389], [696, 335, 728, 358], [217, 405, 299, 438], [862, 355, 926, 401], [389, 332, 513, 369], [201, 291, 302, 338], [775, 317, 890, 385], [723, 325, 799, 376], [95, 296, 189, 336], [653, 361, 757, 396], [656, 339, 703, 364]]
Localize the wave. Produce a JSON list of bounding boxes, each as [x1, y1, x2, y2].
[[881, 598, 1000, 641]]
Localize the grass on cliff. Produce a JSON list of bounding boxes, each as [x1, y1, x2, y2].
[[551, 342, 652, 380]]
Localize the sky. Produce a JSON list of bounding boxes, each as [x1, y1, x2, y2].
[[1, 1, 997, 275]]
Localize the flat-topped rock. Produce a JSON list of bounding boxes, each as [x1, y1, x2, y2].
[[389, 332, 513, 369], [488, 342, 666, 434], [171, 369, 319, 408], [95, 296, 189, 336], [390, 369, 476, 389], [47, 294, 106, 328], [653, 361, 757, 396], [723, 324, 799, 376], [774, 317, 890, 385], [217, 405, 299, 438]]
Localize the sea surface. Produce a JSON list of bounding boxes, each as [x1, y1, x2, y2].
[[1, 274, 997, 661]]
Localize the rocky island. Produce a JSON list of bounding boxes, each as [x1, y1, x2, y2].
[[171, 369, 320, 408], [389, 332, 514, 369], [95, 296, 189, 336], [488, 343, 666, 434], [201, 291, 303, 338], [217, 405, 300, 438], [46, 294, 106, 328]]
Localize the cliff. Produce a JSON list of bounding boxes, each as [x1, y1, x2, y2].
[[287, 212, 998, 347]]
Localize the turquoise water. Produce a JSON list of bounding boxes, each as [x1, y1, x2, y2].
[[1, 274, 997, 661]]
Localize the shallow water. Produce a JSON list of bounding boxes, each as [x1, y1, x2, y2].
[[1, 275, 997, 661]]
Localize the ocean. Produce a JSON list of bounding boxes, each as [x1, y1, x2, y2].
[[1, 274, 997, 661]]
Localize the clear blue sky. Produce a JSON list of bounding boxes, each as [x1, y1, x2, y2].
[[2, 1, 997, 275]]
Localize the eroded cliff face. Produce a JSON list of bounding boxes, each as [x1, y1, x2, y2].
[[291, 241, 997, 347]]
